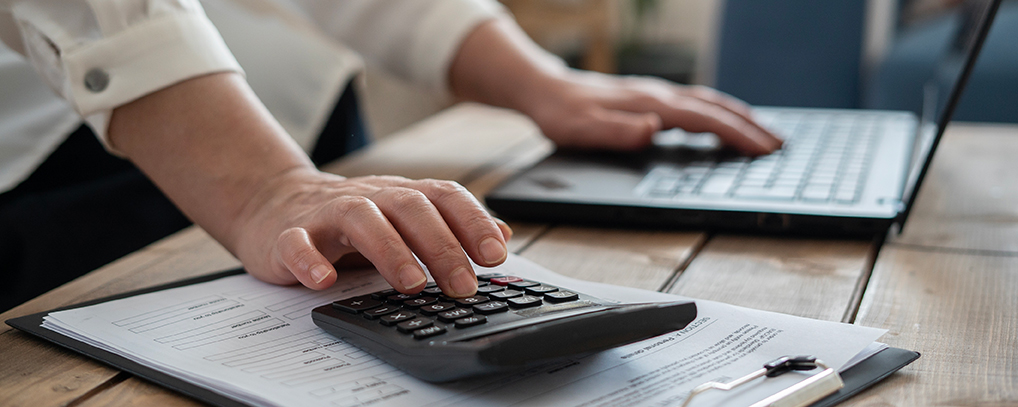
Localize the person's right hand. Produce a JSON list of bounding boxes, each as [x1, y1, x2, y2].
[[230, 169, 513, 297]]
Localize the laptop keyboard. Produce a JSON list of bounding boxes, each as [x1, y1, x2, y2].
[[640, 111, 885, 204]]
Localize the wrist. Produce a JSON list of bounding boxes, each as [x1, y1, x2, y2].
[[228, 166, 334, 263], [449, 18, 568, 113]]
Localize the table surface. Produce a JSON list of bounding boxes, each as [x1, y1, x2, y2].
[[2, 104, 1016, 407]]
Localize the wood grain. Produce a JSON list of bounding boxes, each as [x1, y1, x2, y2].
[[0, 331, 122, 407], [75, 376, 205, 407], [893, 124, 1018, 252], [0, 227, 236, 334], [846, 246, 1018, 406], [669, 235, 875, 322], [323, 103, 544, 185], [517, 226, 705, 291], [843, 124, 1018, 405], [0, 227, 236, 407]]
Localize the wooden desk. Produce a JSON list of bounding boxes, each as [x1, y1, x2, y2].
[[2, 104, 1016, 406]]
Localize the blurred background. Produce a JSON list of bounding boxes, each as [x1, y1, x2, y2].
[[363, 0, 1018, 139]]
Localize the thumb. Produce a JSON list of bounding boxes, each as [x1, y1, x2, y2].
[[273, 227, 337, 289]]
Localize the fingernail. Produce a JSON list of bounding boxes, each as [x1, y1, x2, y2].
[[494, 218, 514, 240], [398, 263, 427, 290], [310, 265, 331, 284], [478, 237, 507, 265], [448, 267, 477, 297]]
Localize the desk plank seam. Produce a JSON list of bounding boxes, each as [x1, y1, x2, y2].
[[656, 233, 711, 293], [885, 241, 1018, 258], [65, 371, 130, 407], [512, 225, 555, 256], [842, 234, 885, 324]]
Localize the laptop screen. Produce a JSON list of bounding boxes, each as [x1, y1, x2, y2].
[[897, 0, 1001, 229]]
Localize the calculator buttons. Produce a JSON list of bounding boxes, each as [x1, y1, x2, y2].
[[422, 286, 444, 296], [419, 302, 456, 316], [525, 286, 559, 295], [476, 273, 506, 281], [489, 289, 523, 300], [544, 291, 580, 303], [379, 312, 416, 326], [455, 296, 489, 307], [476, 285, 505, 294], [490, 276, 524, 286], [403, 297, 438, 308], [386, 293, 420, 304], [454, 315, 487, 328], [332, 296, 382, 314], [508, 281, 539, 290], [371, 289, 398, 300], [507, 295, 543, 309], [473, 301, 509, 314], [437, 308, 474, 322], [412, 325, 447, 340], [363, 305, 400, 319], [397, 318, 433, 333]]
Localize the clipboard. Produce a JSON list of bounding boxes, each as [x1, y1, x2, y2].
[[6, 269, 919, 407]]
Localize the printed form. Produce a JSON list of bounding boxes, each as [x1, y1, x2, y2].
[[43, 255, 885, 407]]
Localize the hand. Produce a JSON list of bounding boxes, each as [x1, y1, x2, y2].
[[450, 19, 782, 156], [232, 169, 512, 297], [110, 73, 511, 297], [519, 70, 783, 155]]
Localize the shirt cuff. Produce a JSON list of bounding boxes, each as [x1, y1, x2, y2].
[[409, 0, 507, 96], [62, 14, 243, 151]]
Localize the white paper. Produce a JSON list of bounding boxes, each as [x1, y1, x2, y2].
[[43, 254, 885, 407]]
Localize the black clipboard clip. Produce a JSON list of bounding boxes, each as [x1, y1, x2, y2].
[[680, 355, 844, 407]]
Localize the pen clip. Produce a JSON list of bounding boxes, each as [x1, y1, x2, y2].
[[680, 355, 844, 407]]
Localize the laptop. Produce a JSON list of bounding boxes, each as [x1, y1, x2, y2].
[[486, 0, 1002, 237]]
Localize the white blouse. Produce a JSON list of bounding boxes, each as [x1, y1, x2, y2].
[[0, 0, 504, 193]]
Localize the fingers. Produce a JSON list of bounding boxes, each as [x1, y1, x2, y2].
[[411, 180, 510, 267], [662, 99, 782, 156], [302, 196, 430, 293], [550, 108, 662, 150], [493, 217, 513, 241], [680, 86, 784, 148], [270, 176, 511, 298], [368, 185, 480, 297], [273, 227, 337, 289], [602, 89, 781, 156]]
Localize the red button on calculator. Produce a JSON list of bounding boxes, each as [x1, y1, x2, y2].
[[489, 276, 523, 286]]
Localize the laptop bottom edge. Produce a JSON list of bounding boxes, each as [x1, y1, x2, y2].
[[486, 198, 895, 239]]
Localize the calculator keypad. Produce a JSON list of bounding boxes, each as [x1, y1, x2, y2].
[[473, 301, 509, 314], [330, 276, 583, 341], [396, 318, 433, 333]]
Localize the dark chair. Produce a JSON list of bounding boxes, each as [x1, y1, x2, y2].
[[714, 0, 1018, 123]]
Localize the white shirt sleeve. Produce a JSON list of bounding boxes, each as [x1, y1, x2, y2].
[[0, 0, 243, 150], [287, 0, 507, 96]]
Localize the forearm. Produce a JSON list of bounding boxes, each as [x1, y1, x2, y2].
[[448, 18, 567, 115], [107, 72, 314, 255], [106, 72, 507, 295]]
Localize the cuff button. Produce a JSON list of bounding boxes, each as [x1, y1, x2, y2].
[[84, 68, 109, 92]]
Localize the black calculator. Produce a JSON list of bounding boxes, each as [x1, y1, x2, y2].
[[311, 273, 697, 382]]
